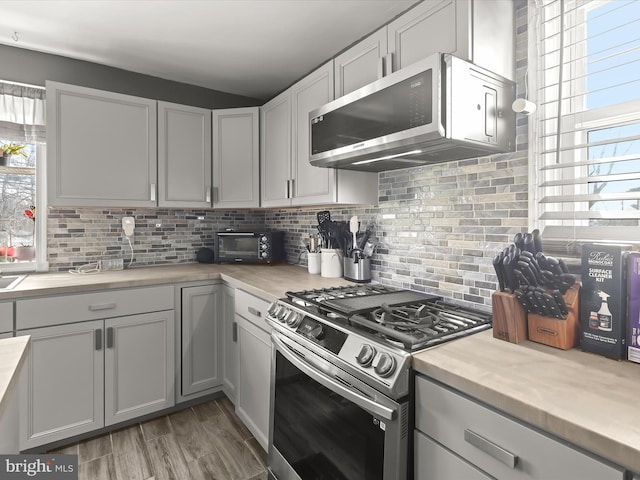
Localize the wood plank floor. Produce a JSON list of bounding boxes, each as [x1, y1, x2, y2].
[[49, 397, 268, 480]]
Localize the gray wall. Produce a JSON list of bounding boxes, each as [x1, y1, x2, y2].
[[0, 45, 260, 108], [43, 0, 529, 313]]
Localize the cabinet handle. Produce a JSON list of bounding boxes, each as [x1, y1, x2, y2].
[[289, 178, 294, 198], [106, 327, 114, 349], [95, 329, 103, 350], [232, 322, 238, 342], [384, 53, 394, 76], [248, 306, 261, 318], [464, 429, 518, 468], [377, 56, 384, 79], [89, 303, 116, 311], [206, 187, 211, 203], [212, 186, 218, 204], [150, 183, 156, 201], [285, 180, 290, 199]]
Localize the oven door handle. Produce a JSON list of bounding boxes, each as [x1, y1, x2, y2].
[[272, 333, 396, 421]]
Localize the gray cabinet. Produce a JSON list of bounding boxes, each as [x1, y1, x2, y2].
[[334, 27, 387, 97], [260, 89, 292, 207], [179, 284, 222, 402], [221, 285, 238, 403], [46, 81, 157, 207], [0, 302, 12, 334], [235, 289, 271, 450], [104, 311, 175, 426], [261, 62, 377, 207], [158, 101, 212, 208], [20, 320, 104, 449], [17, 285, 174, 449], [335, 0, 514, 97], [212, 107, 260, 208], [414, 375, 625, 480]]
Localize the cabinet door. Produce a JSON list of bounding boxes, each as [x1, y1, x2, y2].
[[221, 285, 238, 403], [158, 101, 212, 208], [334, 27, 387, 97], [260, 89, 292, 207], [236, 315, 271, 450], [180, 285, 221, 399], [387, 0, 471, 74], [415, 430, 492, 480], [291, 61, 336, 206], [46, 81, 157, 207], [212, 107, 260, 208], [20, 320, 104, 450], [104, 311, 175, 426]]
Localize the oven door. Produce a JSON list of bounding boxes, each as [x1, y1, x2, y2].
[[268, 331, 409, 480]]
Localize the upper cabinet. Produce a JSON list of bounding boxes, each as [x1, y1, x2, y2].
[[335, 0, 514, 96], [261, 62, 378, 208], [47, 81, 157, 207], [212, 107, 260, 209], [158, 101, 212, 208]]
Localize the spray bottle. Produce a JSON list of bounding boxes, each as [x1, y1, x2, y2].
[[597, 291, 612, 332]]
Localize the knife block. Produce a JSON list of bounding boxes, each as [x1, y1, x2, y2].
[[492, 291, 528, 344], [527, 284, 580, 350]]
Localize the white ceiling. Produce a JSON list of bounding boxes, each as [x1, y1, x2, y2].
[[0, 0, 419, 101]]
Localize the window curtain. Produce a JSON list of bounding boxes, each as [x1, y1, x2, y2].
[[0, 82, 46, 143], [533, 0, 640, 255]]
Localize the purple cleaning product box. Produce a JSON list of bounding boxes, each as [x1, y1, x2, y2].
[[579, 244, 630, 360], [627, 253, 640, 363]]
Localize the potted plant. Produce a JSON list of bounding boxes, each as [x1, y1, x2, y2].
[[13, 206, 36, 262], [0, 142, 28, 166]]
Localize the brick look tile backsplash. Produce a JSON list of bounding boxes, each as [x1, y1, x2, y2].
[[46, 0, 529, 312]]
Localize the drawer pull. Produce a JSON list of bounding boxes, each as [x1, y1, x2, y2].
[[95, 329, 102, 350], [106, 327, 114, 349], [89, 303, 117, 311], [464, 429, 518, 468], [248, 307, 261, 317], [232, 322, 238, 342]]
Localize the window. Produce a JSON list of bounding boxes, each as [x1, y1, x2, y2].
[[532, 0, 640, 254], [0, 81, 46, 272]]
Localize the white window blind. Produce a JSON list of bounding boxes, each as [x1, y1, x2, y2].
[[533, 0, 640, 254]]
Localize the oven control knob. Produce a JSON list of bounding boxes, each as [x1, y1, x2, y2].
[[373, 353, 396, 378], [276, 307, 288, 322], [267, 303, 279, 317], [285, 311, 302, 328], [355, 344, 376, 367]]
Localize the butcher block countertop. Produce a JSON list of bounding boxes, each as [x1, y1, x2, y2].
[[0, 336, 29, 420], [413, 330, 640, 474], [0, 263, 353, 302]]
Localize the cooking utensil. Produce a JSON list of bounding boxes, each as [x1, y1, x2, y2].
[[317, 210, 331, 225], [350, 216, 359, 251]]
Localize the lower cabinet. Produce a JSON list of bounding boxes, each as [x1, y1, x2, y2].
[[235, 289, 272, 450], [414, 375, 626, 480], [221, 285, 238, 403], [179, 283, 222, 402], [20, 311, 174, 450]]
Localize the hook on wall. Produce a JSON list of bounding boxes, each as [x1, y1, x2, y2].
[[12, 32, 19, 42]]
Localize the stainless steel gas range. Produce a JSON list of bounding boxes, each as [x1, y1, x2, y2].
[[265, 284, 492, 480]]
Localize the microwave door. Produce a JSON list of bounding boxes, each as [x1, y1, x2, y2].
[[310, 54, 443, 170]]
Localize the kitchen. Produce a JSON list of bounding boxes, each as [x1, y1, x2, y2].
[[0, 0, 639, 479]]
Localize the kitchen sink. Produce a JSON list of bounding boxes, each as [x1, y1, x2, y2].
[[0, 275, 26, 290]]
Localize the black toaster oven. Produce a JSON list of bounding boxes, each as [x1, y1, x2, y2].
[[214, 231, 285, 264]]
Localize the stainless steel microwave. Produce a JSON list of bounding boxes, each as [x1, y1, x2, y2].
[[309, 53, 516, 172], [214, 231, 285, 264]]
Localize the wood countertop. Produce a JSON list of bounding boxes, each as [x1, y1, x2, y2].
[[0, 336, 30, 420], [0, 263, 354, 302], [413, 330, 640, 474]]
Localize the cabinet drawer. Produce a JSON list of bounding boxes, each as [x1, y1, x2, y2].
[[415, 430, 491, 480], [234, 289, 270, 332], [16, 285, 174, 330], [0, 302, 13, 333], [415, 376, 625, 480]]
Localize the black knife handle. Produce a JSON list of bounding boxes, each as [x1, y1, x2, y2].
[[493, 253, 506, 292], [552, 290, 568, 316], [523, 233, 536, 254], [532, 229, 542, 254]]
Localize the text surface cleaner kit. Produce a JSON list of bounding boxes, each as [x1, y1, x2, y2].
[[579, 244, 631, 359], [627, 253, 640, 363]]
